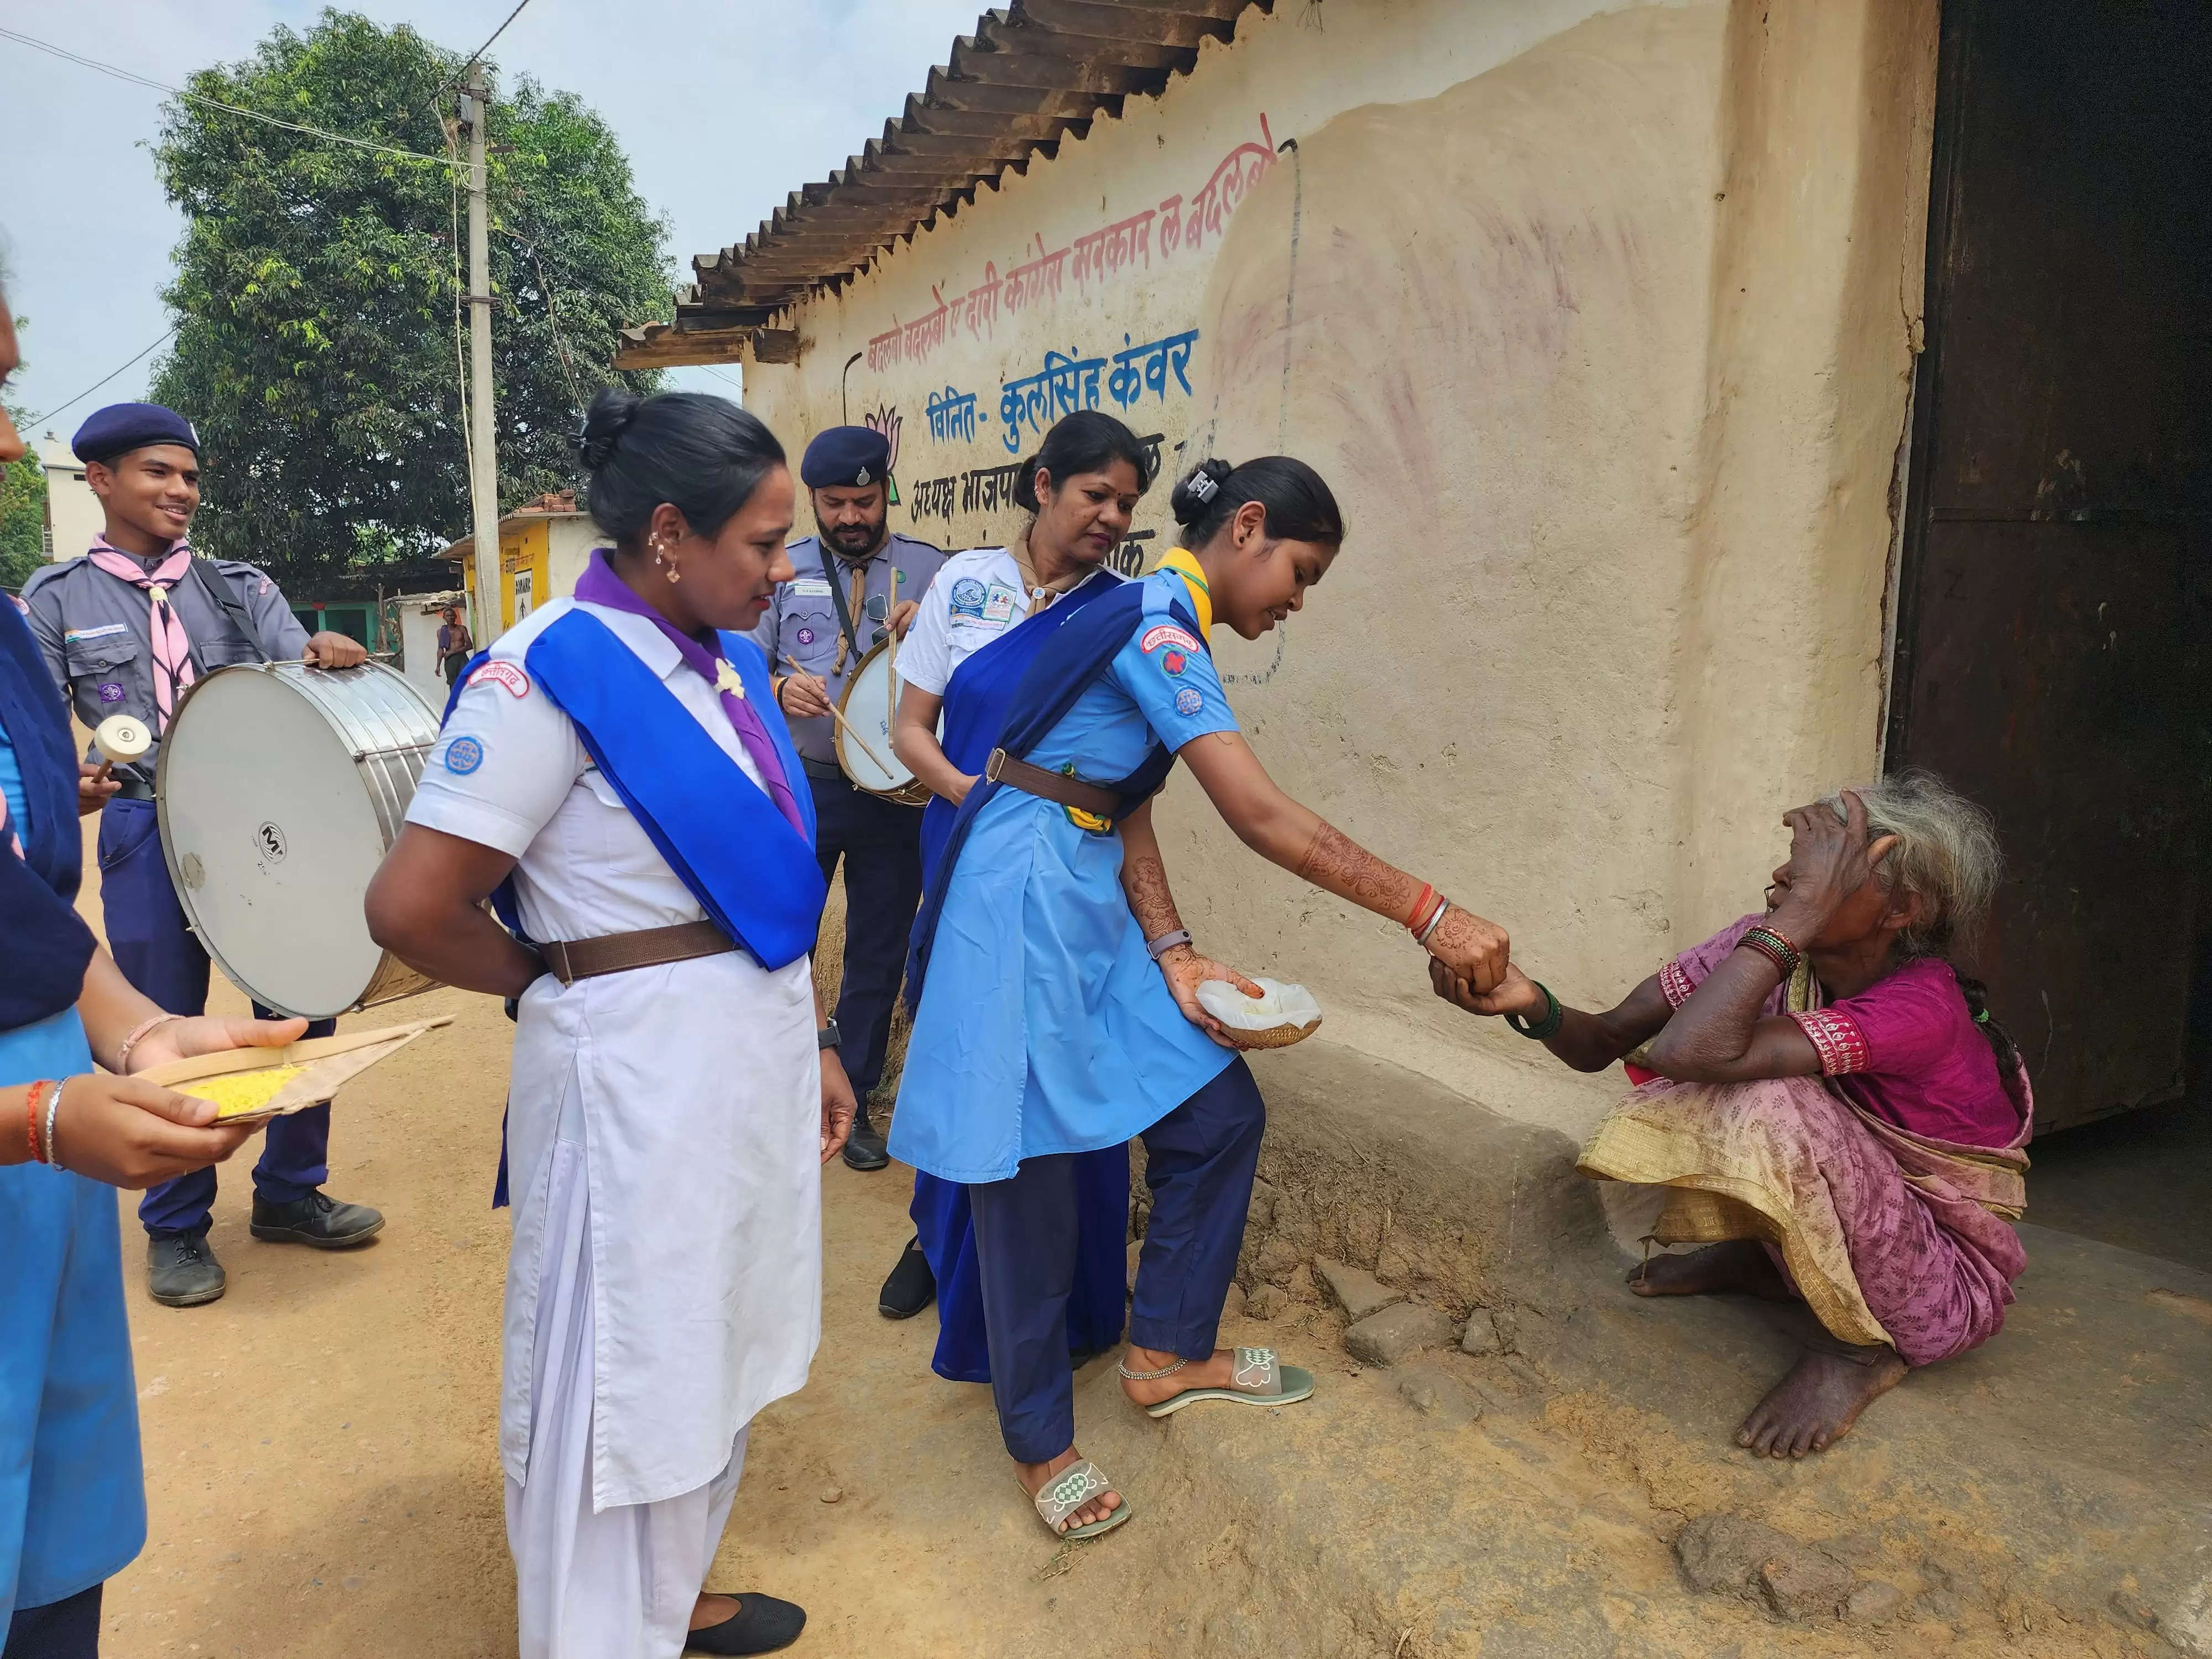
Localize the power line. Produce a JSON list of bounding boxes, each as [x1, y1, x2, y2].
[[461, 0, 539, 72], [0, 26, 453, 167], [26, 327, 180, 428]]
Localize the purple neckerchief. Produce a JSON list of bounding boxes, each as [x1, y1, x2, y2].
[[572, 551, 805, 836]]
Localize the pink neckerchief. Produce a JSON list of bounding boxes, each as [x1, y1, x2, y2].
[[85, 535, 197, 732]]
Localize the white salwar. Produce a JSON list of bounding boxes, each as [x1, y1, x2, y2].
[[409, 598, 822, 1659]]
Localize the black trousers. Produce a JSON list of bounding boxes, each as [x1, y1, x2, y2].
[[4, 1585, 101, 1659], [808, 771, 925, 1104]]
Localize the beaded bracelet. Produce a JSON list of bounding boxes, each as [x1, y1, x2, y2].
[[1506, 982, 1566, 1041], [1737, 924, 1803, 979]]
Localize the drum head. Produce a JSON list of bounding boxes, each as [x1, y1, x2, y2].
[[836, 642, 918, 797], [156, 664, 436, 1019]]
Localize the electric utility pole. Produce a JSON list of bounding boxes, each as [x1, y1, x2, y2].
[[460, 67, 503, 643]]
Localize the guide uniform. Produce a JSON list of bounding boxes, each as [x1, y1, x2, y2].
[[749, 432, 945, 1122], [894, 551, 1268, 1463], [19, 513, 340, 1242], [408, 555, 825, 1657], [895, 546, 1133, 1381]]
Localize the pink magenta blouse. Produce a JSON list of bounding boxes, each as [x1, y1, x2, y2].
[[1660, 915, 2026, 1150]]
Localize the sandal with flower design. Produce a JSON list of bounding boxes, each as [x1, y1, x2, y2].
[[1024, 1458, 1133, 1540], [1120, 1346, 1316, 1420]]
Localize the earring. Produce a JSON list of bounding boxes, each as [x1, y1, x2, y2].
[[653, 537, 681, 582]]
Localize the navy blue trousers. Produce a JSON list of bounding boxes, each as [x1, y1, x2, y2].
[[96, 799, 335, 1236], [912, 1151, 1128, 1384], [3, 1585, 100, 1659], [808, 774, 924, 1104], [968, 1058, 1265, 1463]]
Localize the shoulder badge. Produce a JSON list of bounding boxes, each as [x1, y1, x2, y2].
[[467, 660, 531, 699], [1140, 623, 1202, 657]]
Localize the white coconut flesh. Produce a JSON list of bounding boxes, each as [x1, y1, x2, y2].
[[1196, 977, 1323, 1038]]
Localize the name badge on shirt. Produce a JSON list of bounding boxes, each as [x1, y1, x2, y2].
[[983, 583, 1016, 624], [789, 578, 833, 598], [64, 624, 130, 643]]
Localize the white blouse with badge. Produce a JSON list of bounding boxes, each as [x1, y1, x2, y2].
[[405, 596, 822, 1510]]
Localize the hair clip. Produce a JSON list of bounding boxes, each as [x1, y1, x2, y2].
[[1187, 471, 1219, 503]]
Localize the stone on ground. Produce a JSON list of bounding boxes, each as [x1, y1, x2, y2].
[[1394, 1361, 1483, 1426], [1344, 1302, 1454, 1367], [1458, 1308, 1501, 1355], [1244, 1284, 1288, 1321], [1674, 1512, 1854, 1621], [1312, 1256, 1404, 1322]]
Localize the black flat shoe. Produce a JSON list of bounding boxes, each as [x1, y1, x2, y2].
[[686, 1592, 806, 1655], [250, 1190, 385, 1248], [147, 1228, 226, 1307], [878, 1235, 936, 1318], [840, 1124, 889, 1172]]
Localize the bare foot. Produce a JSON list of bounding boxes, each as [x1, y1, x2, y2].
[[690, 1594, 739, 1631], [1116, 1344, 1234, 1409], [1014, 1447, 1122, 1534], [1629, 1240, 1792, 1300], [1735, 1343, 1908, 1457]]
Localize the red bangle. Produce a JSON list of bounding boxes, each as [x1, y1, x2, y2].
[[1404, 883, 1437, 932], [1407, 885, 1442, 938], [23, 1080, 55, 1165]]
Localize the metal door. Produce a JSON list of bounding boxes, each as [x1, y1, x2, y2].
[[1887, 0, 2212, 1131]]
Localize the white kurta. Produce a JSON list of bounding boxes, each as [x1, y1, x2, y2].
[[408, 596, 822, 1515]]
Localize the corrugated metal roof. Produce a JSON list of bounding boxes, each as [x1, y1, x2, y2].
[[615, 0, 1267, 368]]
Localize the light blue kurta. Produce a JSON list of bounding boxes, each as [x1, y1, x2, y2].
[[0, 711, 145, 1623], [891, 569, 1239, 1183]]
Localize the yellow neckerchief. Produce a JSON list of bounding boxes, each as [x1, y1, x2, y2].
[[1158, 546, 1214, 638]]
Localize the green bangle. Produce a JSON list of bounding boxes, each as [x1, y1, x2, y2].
[[1506, 982, 1564, 1041]]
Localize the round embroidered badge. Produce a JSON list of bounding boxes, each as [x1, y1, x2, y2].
[[1173, 687, 1204, 717], [445, 736, 485, 775]]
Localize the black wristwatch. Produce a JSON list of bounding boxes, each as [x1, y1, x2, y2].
[[818, 1019, 842, 1051]]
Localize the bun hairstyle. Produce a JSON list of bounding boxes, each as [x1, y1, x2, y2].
[[1012, 409, 1157, 513], [575, 387, 786, 550], [1170, 455, 1345, 549]]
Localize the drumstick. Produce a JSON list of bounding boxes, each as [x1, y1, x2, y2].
[[824, 700, 897, 779]]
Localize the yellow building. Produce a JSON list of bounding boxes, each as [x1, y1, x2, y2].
[[442, 491, 602, 643]]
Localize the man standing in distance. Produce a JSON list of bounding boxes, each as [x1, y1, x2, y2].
[[753, 427, 945, 1169], [21, 403, 384, 1308], [437, 604, 473, 686]]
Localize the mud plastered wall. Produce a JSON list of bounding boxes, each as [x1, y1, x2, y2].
[[749, 0, 1934, 1140]]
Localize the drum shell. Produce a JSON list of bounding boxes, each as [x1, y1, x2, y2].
[[154, 661, 441, 1019], [834, 639, 932, 807]]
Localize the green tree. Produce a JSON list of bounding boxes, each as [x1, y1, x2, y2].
[[2, 306, 50, 592], [149, 9, 670, 592]]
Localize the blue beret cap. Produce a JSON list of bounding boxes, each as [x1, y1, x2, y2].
[[800, 426, 890, 490], [74, 403, 201, 466]]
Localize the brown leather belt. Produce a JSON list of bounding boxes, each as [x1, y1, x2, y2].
[[539, 920, 735, 985], [984, 748, 1121, 819]]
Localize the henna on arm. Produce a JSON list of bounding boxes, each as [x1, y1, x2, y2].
[[1292, 821, 1424, 928], [1118, 801, 1186, 941]]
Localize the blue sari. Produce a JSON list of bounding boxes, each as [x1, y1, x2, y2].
[[909, 572, 1131, 1382]]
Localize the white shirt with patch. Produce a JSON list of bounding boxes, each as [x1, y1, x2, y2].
[[404, 596, 821, 1511]]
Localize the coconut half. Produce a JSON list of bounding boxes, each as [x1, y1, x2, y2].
[[1196, 976, 1324, 1049]]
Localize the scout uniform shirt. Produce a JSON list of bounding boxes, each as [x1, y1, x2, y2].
[[749, 531, 946, 768], [19, 548, 310, 783]]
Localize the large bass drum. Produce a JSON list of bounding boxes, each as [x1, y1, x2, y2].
[[834, 639, 933, 807], [155, 661, 441, 1019]]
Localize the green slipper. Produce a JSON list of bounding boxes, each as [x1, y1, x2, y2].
[[1026, 1459, 1132, 1540], [1128, 1347, 1317, 1418]]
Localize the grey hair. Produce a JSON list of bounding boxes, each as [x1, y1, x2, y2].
[[1824, 769, 2002, 960]]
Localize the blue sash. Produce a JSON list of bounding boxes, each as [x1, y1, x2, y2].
[[919, 569, 1119, 884], [524, 607, 823, 970], [905, 581, 1201, 1003], [0, 600, 96, 1031]]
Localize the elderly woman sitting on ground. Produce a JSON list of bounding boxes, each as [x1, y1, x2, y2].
[[1434, 773, 2031, 1458]]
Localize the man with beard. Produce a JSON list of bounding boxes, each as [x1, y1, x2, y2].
[[753, 426, 945, 1169]]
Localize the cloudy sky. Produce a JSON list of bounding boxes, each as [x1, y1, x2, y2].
[[0, 0, 985, 439]]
